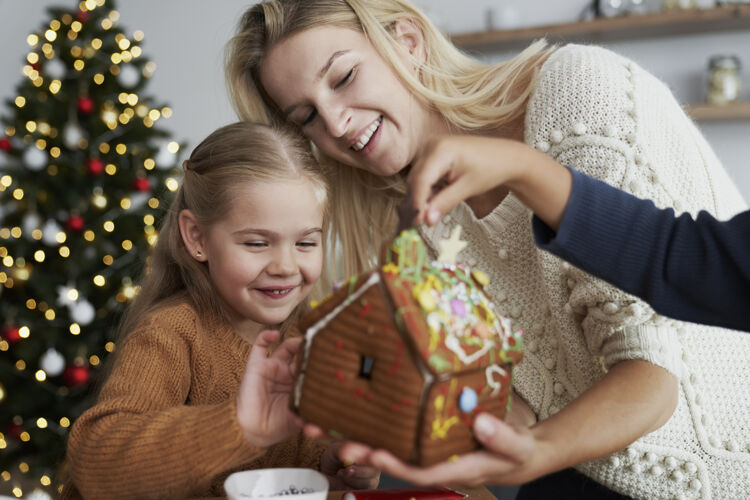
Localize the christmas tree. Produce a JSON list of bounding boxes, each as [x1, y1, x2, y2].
[[0, 0, 183, 495]]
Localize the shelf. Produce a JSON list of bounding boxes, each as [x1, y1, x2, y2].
[[450, 4, 750, 51], [686, 100, 750, 121]]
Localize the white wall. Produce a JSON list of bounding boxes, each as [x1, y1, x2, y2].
[[2, 0, 749, 197]]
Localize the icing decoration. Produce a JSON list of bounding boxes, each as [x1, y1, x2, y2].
[[458, 387, 478, 413], [437, 226, 467, 264]]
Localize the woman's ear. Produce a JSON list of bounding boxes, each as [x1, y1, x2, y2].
[[178, 209, 207, 262], [392, 18, 427, 65]]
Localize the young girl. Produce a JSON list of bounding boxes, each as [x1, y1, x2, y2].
[[407, 138, 750, 332], [62, 122, 379, 499], [225, 1, 750, 498]]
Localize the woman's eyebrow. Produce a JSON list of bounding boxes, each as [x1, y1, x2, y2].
[[282, 50, 350, 117]]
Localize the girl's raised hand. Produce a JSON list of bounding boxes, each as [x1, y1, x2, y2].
[[236, 330, 304, 448]]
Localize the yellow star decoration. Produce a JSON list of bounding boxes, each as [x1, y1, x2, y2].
[[437, 225, 467, 264]]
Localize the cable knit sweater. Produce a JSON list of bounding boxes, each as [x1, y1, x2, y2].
[[420, 45, 750, 499], [62, 297, 327, 500]]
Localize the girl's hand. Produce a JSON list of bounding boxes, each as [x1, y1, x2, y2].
[[320, 441, 380, 490], [338, 414, 539, 487], [408, 136, 571, 230], [236, 330, 303, 448]]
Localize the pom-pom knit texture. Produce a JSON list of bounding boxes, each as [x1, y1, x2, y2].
[[421, 45, 750, 499]]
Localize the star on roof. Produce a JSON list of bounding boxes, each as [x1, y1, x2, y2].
[[437, 225, 467, 264]]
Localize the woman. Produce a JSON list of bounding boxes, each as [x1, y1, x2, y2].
[[225, 1, 750, 498]]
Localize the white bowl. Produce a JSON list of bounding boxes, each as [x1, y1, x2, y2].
[[224, 468, 329, 500]]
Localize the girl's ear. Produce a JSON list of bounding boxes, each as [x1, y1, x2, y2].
[[392, 18, 427, 65], [178, 209, 207, 262]]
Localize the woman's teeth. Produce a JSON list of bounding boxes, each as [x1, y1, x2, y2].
[[352, 117, 382, 151]]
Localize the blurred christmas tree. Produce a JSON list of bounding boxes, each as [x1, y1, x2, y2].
[[0, 0, 183, 495]]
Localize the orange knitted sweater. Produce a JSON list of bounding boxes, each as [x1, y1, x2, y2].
[[62, 297, 327, 499]]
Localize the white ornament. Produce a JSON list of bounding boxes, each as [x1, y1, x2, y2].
[[63, 123, 85, 149], [22, 212, 41, 236], [155, 142, 175, 169], [56, 283, 78, 307], [23, 147, 48, 171], [41, 219, 63, 246], [40, 348, 66, 377], [44, 58, 67, 80], [129, 191, 150, 210], [70, 299, 96, 325], [118, 64, 141, 87]]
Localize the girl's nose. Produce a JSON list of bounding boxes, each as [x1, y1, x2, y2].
[[267, 247, 297, 276]]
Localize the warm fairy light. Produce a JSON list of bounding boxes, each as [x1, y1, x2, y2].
[[40, 475, 51, 486], [32, 229, 42, 240], [70, 46, 82, 58], [110, 9, 120, 21], [93, 274, 106, 286], [1, 176, 11, 187], [148, 234, 158, 246], [55, 231, 66, 244], [98, 142, 110, 154], [144, 225, 155, 235], [115, 143, 127, 154], [35, 370, 46, 382], [73, 59, 85, 71], [92, 193, 107, 208], [11, 487, 21, 497], [33, 250, 45, 262], [50, 19, 61, 30], [144, 158, 155, 170], [121, 239, 133, 251], [60, 417, 70, 427], [126, 94, 137, 106], [71, 20, 82, 32], [13, 189, 24, 201], [59, 246, 70, 257], [89, 355, 100, 366], [143, 117, 154, 128], [84, 230, 95, 241], [26, 53, 39, 64], [33, 77, 44, 87], [19, 327, 30, 338], [148, 109, 160, 121], [165, 178, 178, 191], [35, 139, 46, 149], [148, 197, 159, 209], [118, 112, 130, 125], [144, 61, 156, 76], [15, 360, 25, 370], [131, 46, 142, 58], [48, 164, 59, 175], [120, 197, 131, 209], [49, 79, 61, 94], [85, 0, 97, 9], [36, 418, 48, 429], [42, 42, 53, 54], [103, 221, 115, 232], [135, 104, 148, 117], [44, 309, 55, 320], [93, 73, 104, 84], [26, 299, 36, 309], [110, 53, 122, 65], [25, 120, 36, 132], [101, 18, 113, 30], [67, 288, 79, 301], [69, 323, 80, 335], [167, 141, 180, 153], [27, 34, 39, 46], [105, 341, 115, 352], [45, 29, 57, 42], [10, 227, 22, 238], [0, 340, 7, 351], [105, 163, 116, 175], [50, 146, 61, 158], [143, 214, 155, 225], [2, 256, 12, 267], [117, 92, 128, 104], [103, 254, 113, 265], [118, 38, 130, 50], [162, 107, 173, 118], [91, 37, 103, 50], [18, 463, 29, 473]]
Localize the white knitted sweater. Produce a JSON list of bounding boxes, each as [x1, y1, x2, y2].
[[421, 45, 750, 499]]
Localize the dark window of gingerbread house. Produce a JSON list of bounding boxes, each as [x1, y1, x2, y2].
[[359, 355, 375, 379]]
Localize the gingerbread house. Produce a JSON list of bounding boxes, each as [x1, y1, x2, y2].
[[292, 228, 523, 465]]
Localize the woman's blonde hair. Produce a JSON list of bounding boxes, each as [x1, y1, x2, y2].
[[225, 0, 550, 280], [118, 122, 328, 338]]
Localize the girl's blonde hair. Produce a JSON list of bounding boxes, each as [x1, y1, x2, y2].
[[225, 0, 550, 280], [119, 121, 328, 338]]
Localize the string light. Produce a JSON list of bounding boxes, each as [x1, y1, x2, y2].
[[35, 370, 46, 382], [69, 323, 80, 335], [27, 34, 39, 46]]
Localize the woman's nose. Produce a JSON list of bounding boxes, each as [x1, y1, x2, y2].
[[319, 104, 351, 138]]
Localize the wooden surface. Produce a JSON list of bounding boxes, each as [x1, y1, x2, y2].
[[450, 4, 750, 51], [685, 101, 750, 121]]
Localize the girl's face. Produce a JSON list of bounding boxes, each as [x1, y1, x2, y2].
[[260, 25, 447, 177], [195, 179, 324, 337]]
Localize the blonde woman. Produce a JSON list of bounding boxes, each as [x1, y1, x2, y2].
[[226, 1, 750, 498], [63, 122, 379, 499]]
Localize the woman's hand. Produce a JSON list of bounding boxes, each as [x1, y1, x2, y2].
[[408, 135, 571, 230], [320, 441, 381, 490], [236, 329, 303, 448]]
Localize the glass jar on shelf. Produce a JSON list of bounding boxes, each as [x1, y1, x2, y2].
[[706, 55, 742, 105]]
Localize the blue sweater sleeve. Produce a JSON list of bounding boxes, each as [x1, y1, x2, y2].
[[532, 167, 750, 332]]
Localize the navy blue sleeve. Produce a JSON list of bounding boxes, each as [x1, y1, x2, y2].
[[532, 167, 750, 332]]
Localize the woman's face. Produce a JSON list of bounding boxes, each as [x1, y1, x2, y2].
[[260, 25, 446, 177]]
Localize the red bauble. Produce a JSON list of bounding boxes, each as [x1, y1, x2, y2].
[[76, 9, 89, 22], [2, 326, 21, 344], [0, 138, 10, 151], [132, 177, 150, 192], [7, 424, 22, 441], [66, 215, 85, 232], [31, 61, 41, 71], [86, 157, 104, 175], [77, 97, 95, 115], [63, 365, 90, 387]]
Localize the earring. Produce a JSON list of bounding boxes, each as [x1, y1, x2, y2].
[[195, 250, 203, 257]]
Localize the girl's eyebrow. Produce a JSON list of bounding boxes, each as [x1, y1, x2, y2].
[[282, 50, 350, 117], [233, 228, 323, 237]]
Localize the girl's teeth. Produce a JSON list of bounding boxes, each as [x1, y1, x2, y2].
[[353, 117, 382, 151]]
